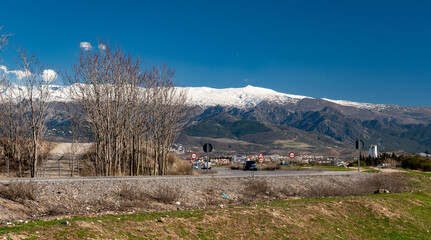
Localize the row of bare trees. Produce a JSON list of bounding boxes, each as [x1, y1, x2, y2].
[[64, 43, 188, 176], [0, 34, 189, 177]]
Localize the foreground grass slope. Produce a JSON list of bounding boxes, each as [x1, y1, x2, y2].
[[1, 190, 430, 239]]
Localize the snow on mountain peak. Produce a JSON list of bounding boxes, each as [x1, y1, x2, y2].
[[0, 83, 389, 110], [183, 85, 311, 108], [321, 98, 389, 110]]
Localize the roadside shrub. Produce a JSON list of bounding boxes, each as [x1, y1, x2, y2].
[[117, 184, 149, 201], [230, 165, 240, 170], [241, 177, 272, 201], [151, 185, 181, 204], [0, 181, 38, 203], [169, 159, 193, 175], [303, 184, 351, 198], [43, 204, 68, 216], [261, 164, 280, 171], [400, 155, 431, 171]]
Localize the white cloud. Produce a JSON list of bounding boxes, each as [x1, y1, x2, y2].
[[0, 65, 29, 80], [98, 43, 106, 50], [1, 65, 56, 82], [42, 69, 57, 82], [11, 70, 30, 80], [80, 42, 92, 51]]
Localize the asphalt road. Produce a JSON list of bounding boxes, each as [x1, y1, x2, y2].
[[0, 168, 359, 183]]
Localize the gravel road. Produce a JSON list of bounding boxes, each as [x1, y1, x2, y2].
[[0, 169, 358, 183]]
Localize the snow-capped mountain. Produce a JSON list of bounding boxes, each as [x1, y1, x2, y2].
[[184, 85, 311, 108], [184, 85, 395, 111]]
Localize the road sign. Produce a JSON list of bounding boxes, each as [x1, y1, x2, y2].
[[234, 155, 243, 163], [355, 139, 364, 150], [246, 157, 251, 161], [271, 154, 279, 161], [203, 143, 213, 153], [190, 152, 197, 160], [289, 152, 295, 159], [258, 152, 264, 159], [257, 158, 263, 164]]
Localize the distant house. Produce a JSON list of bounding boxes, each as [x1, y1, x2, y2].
[[369, 145, 378, 158], [419, 153, 431, 158]]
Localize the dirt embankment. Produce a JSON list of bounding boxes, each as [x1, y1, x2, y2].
[[0, 173, 406, 224]]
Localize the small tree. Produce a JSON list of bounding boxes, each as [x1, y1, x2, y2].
[[14, 48, 57, 177]]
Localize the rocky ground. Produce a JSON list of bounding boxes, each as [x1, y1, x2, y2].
[[0, 172, 406, 224]]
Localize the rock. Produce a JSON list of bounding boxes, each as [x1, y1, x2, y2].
[[60, 221, 69, 225], [219, 204, 224, 208], [175, 201, 181, 205], [374, 189, 390, 194], [157, 217, 166, 223]]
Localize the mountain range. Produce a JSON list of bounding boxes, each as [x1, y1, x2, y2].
[[179, 85, 431, 156], [2, 84, 430, 156]]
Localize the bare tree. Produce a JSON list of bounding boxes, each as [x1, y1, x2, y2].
[[14, 48, 57, 177]]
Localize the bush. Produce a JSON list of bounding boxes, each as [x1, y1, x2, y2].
[[117, 184, 149, 201], [169, 159, 193, 175], [401, 155, 431, 171], [230, 165, 240, 170], [241, 177, 272, 201], [0, 181, 38, 203], [151, 185, 181, 204]]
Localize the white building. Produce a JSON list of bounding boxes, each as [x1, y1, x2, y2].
[[369, 145, 378, 158]]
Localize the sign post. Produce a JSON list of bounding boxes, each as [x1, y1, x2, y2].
[[355, 139, 364, 172], [203, 143, 213, 172], [289, 152, 295, 167], [258, 152, 264, 167]]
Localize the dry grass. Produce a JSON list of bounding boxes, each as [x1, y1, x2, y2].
[[169, 157, 193, 175], [0, 181, 38, 203], [150, 185, 182, 204], [117, 184, 149, 201], [43, 204, 69, 216], [240, 177, 273, 201]]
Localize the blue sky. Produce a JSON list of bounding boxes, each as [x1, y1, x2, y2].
[[1, 0, 430, 107]]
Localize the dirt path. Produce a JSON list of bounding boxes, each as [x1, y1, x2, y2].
[[49, 142, 93, 155]]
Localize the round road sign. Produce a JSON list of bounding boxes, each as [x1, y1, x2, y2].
[[203, 143, 213, 153], [190, 153, 197, 160], [289, 152, 296, 159], [257, 158, 264, 164]]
